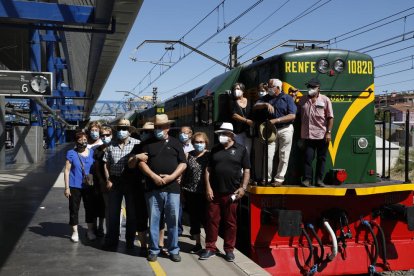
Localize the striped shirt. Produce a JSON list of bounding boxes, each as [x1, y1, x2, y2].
[[103, 137, 140, 177]]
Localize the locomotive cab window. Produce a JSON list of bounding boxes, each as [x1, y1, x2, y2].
[[194, 98, 212, 126]]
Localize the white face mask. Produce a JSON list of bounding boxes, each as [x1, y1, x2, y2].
[[308, 88, 318, 97], [268, 88, 275, 96], [234, 89, 243, 98], [219, 135, 229, 144]]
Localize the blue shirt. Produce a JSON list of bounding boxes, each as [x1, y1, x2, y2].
[[66, 149, 95, 189], [256, 91, 297, 128]]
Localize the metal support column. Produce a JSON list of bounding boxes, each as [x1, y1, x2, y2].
[[0, 96, 5, 170], [29, 29, 43, 127], [46, 29, 56, 148]]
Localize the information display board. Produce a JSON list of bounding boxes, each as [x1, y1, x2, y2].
[[0, 70, 53, 97]]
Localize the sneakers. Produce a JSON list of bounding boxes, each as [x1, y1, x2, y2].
[[86, 230, 97, 241], [170, 253, 181, 262], [70, 232, 79, 243], [315, 179, 326, 187], [147, 253, 158, 262], [301, 179, 311, 187], [199, 250, 216, 260], [190, 243, 203, 253], [224, 251, 235, 262]]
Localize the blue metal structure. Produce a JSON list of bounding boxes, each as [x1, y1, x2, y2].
[[91, 100, 152, 117], [0, 0, 144, 157]]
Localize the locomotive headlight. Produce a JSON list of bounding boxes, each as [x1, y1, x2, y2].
[[333, 59, 345, 72], [357, 137, 368, 149], [317, 59, 329, 73]]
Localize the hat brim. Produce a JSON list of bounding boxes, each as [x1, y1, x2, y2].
[[215, 129, 235, 135], [259, 122, 277, 143], [154, 119, 175, 126]]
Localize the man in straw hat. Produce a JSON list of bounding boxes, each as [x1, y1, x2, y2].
[[200, 122, 250, 262], [253, 78, 296, 187], [136, 114, 187, 262], [298, 78, 333, 187], [102, 118, 140, 251]]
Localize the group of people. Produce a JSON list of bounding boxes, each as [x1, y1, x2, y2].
[[230, 77, 333, 187], [63, 76, 333, 264]]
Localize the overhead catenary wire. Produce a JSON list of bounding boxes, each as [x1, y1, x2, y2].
[[130, 0, 263, 96], [372, 44, 414, 58], [238, 0, 333, 60], [326, 7, 414, 46], [376, 77, 414, 87], [375, 55, 414, 68]]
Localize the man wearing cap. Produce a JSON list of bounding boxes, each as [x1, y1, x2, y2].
[[137, 114, 187, 262], [102, 118, 141, 251], [200, 122, 250, 262], [253, 78, 297, 186], [298, 78, 334, 187]]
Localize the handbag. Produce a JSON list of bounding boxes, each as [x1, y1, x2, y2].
[[77, 153, 94, 186]]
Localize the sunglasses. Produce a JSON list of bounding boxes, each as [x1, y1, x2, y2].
[[101, 134, 111, 137], [194, 141, 205, 144], [118, 127, 129, 131]]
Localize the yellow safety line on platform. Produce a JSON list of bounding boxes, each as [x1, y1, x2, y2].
[[148, 261, 167, 276], [248, 186, 347, 196], [355, 183, 414, 196]]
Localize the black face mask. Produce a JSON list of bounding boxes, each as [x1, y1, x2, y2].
[[76, 142, 88, 151]]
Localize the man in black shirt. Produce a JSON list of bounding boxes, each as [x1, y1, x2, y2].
[[137, 114, 187, 263], [200, 122, 250, 262]]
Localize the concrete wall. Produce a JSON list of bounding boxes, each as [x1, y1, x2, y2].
[[9, 126, 43, 164]]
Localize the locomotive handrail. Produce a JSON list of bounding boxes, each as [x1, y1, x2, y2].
[[323, 220, 338, 262]]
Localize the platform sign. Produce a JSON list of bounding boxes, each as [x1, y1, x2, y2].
[[0, 70, 53, 97]]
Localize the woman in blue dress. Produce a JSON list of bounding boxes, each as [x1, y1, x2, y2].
[[64, 131, 96, 242]]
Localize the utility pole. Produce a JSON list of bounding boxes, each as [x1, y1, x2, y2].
[[229, 36, 241, 69], [152, 87, 158, 105]]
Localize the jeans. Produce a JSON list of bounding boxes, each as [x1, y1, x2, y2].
[[266, 124, 294, 182], [105, 177, 137, 246], [145, 191, 180, 255]]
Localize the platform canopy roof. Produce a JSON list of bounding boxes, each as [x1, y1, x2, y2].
[[0, 0, 143, 122]]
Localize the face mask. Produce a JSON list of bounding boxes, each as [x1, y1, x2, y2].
[[219, 135, 229, 144], [258, 91, 266, 97], [154, 129, 165, 140], [234, 89, 243, 98], [90, 131, 99, 140], [268, 88, 275, 96], [140, 132, 151, 142], [76, 142, 87, 150], [179, 133, 189, 143], [102, 136, 112, 145], [308, 88, 318, 97], [117, 130, 129, 140], [194, 143, 205, 152]]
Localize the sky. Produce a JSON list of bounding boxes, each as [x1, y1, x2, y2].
[[98, 0, 414, 103]]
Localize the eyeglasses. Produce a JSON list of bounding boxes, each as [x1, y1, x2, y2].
[[118, 127, 129, 131], [194, 141, 205, 144], [101, 134, 111, 137]]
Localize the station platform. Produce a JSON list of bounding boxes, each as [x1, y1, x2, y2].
[[0, 144, 269, 276]]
